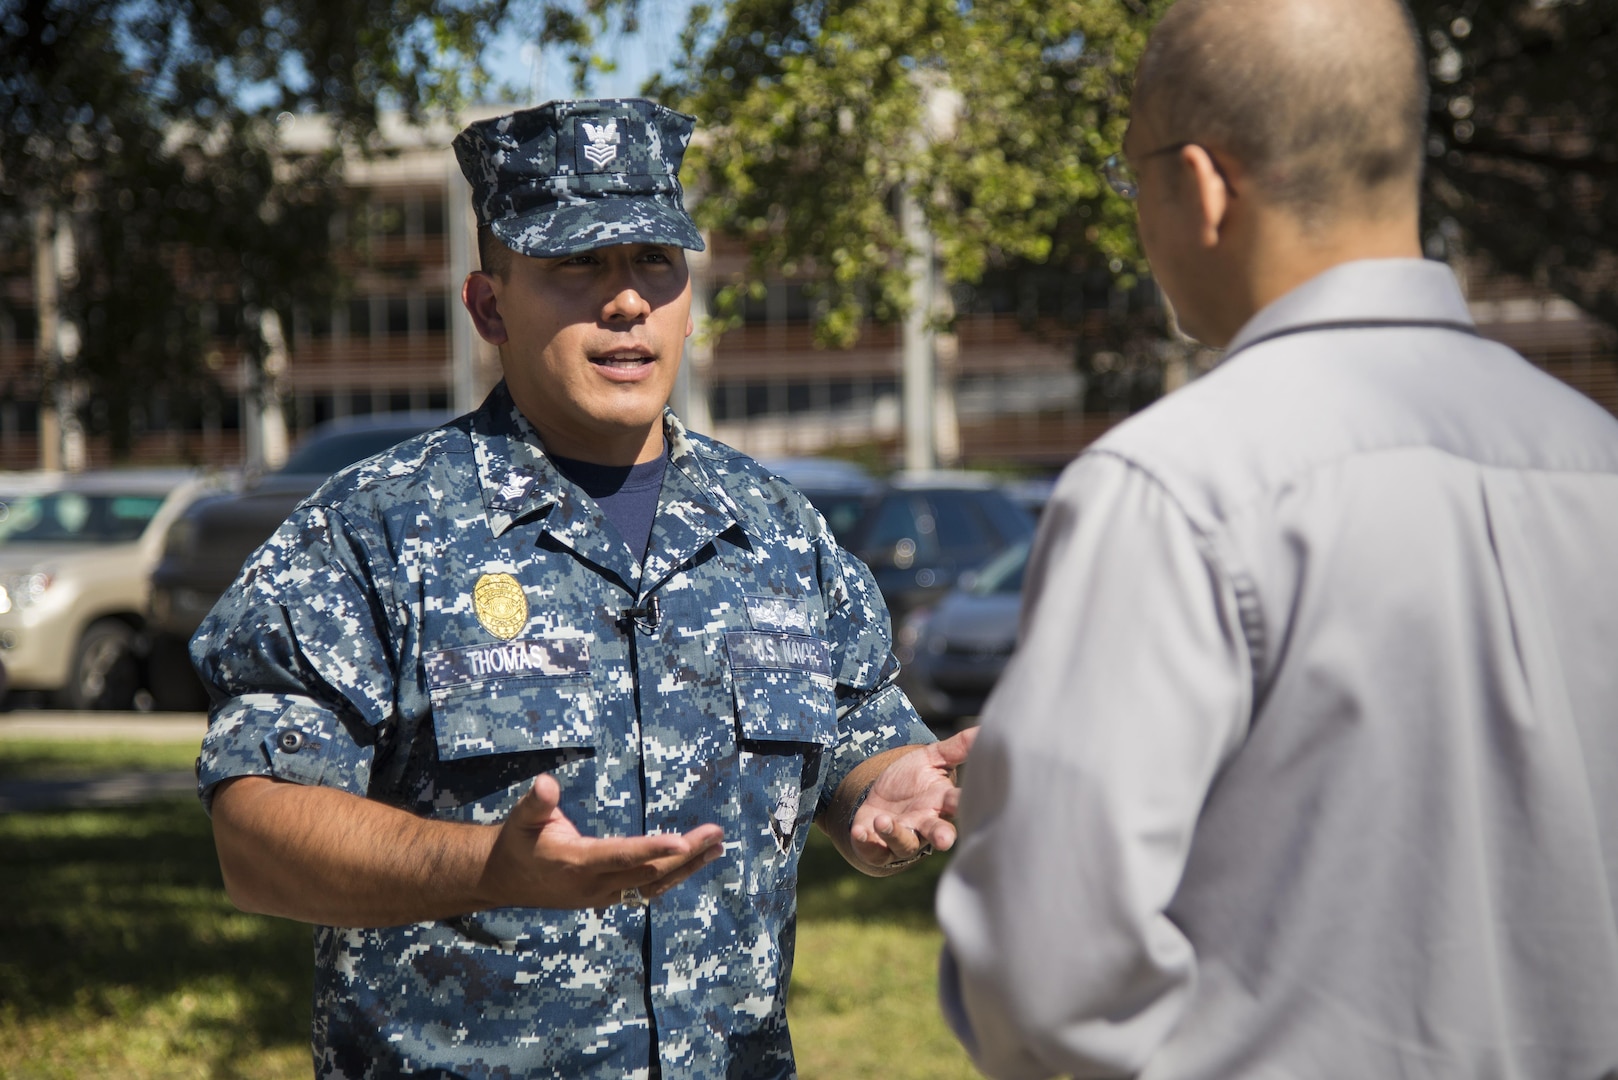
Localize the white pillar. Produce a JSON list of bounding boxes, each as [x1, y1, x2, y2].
[[448, 158, 481, 414], [34, 209, 85, 472], [244, 308, 290, 470], [901, 184, 936, 472], [57, 320, 85, 472], [33, 207, 61, 471], [673, 237, 714, 432]]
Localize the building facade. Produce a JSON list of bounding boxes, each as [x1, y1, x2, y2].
[[1, 112, 1613, 474]]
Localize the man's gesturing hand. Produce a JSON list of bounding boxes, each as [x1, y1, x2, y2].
[[480, 773, 725, 910], [848, 726, 979, 870]]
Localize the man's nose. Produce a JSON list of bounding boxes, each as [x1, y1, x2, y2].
[[602, 286, 652, 322]]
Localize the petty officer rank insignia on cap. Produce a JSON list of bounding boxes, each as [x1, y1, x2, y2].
[[452, 98, 705, 259], [579, 118, 621, 170], [474, 573, 529, 640]]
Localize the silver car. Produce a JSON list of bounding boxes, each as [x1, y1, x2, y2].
[[895, 539, 1028, 728], [0, 469, 224, 710]]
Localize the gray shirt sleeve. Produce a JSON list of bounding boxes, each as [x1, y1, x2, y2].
[[936, 451, 1252, 1079]]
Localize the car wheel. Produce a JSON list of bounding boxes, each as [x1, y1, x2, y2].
[[58, 620, 142, 711]]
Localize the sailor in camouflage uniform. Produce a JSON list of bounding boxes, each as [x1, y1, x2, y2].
[[196, 97, 976, 1079]]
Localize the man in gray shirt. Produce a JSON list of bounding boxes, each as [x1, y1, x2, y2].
[[936, 0, 1618, 1077]]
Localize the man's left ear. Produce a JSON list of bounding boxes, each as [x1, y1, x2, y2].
[[1182, 144, 1232, 249]]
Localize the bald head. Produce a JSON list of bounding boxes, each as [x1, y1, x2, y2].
[[1134, 0, 1428, 225]]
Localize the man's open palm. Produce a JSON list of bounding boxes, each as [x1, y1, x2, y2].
[[481, 774, 724, 910], [850, 726, 978, 865]]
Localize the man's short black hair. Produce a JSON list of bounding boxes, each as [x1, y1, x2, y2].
[[477, 225, 515, 278], [1134, 0, 1428, 225]]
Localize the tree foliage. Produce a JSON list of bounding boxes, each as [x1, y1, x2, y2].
[[594, 0, 1617, 346], [638, 0, 1165, 347], [1413, 0, 1618, 328], [1, 0, 507, 455]]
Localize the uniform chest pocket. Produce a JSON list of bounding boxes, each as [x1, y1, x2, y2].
[[422, 638, 598, 818], [727, 631, 838, 895]]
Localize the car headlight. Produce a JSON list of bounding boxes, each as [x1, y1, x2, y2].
[[0, 570, 54, 614]]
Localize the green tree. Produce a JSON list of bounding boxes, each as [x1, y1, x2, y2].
[[1413, 0, 1618, 327], [590, 0, 1617, 348], [1, 0, 507, 456], [644, 0, 1164, 347]]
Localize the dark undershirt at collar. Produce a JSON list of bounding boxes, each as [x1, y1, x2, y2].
[[548, 446, 669, 564]]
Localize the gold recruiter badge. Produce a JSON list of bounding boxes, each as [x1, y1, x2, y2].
[[473, 573, 528, 640]]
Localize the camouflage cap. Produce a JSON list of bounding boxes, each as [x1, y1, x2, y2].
[[453, 98, 706, 259]]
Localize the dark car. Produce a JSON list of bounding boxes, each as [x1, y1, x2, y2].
[[146, 412, 450, 708], [840, 473, 1036, 624], [895, 538, 1028, 727], [758, 456, 880, 542]]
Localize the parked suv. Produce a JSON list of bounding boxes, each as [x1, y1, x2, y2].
[[147, 412, 451, 707], [0, 469, 225, 710]]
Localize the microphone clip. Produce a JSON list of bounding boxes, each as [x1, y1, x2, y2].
[[619, 596, 661, 634]]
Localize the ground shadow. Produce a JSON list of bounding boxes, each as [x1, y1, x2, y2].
[[0, 798, 311, 1062]]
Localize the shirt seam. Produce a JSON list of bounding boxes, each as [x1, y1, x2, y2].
[[1083, 447, 1268, 717]]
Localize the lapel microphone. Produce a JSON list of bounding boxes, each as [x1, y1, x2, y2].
[[619, 596, 660, 634]]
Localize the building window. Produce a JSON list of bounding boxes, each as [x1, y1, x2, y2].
[[425, 294, 448, 333], [375, 200, 408, 239], [2, 305, 37, 344], [785, 381, 813, 414], [741, 289, 769, 325], [744, 381, 770, 418], [307, 393, 336, 427], [347, 298, 372, 339], [711, 376, 900, 421], [386, 296, 411, 336], [211, 303, 241, 340], [423, 197, 446, 237], [783, 283, 813, 321], [10, 399, 40, 434], [304, 303, 333, 339]]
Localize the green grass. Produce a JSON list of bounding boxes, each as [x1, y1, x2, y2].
[[0, 798, 312, 1079], [0, 744, 980, 1078], [0, 738, 199, 780]]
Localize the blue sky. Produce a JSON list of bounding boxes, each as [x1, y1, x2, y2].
[[481, 1, 701, 105]]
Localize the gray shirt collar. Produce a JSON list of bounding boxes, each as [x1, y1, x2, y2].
[[1224, 258, 1475, 357]]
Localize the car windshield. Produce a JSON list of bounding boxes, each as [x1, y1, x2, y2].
[[803, 490, 871, 541], [0, 492, 168, 545], [964, 540, 1029, 596]]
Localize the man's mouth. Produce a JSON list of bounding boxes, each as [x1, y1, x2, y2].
[[590, 352, 655, 370]]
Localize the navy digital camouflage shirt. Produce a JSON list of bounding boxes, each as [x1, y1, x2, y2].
[[193, 382, 933, 1079]]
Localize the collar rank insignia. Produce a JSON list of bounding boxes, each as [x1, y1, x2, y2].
[[474, 572, 529, 640], [497, 474, 532, 503], [580, 119, 620, 169]]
